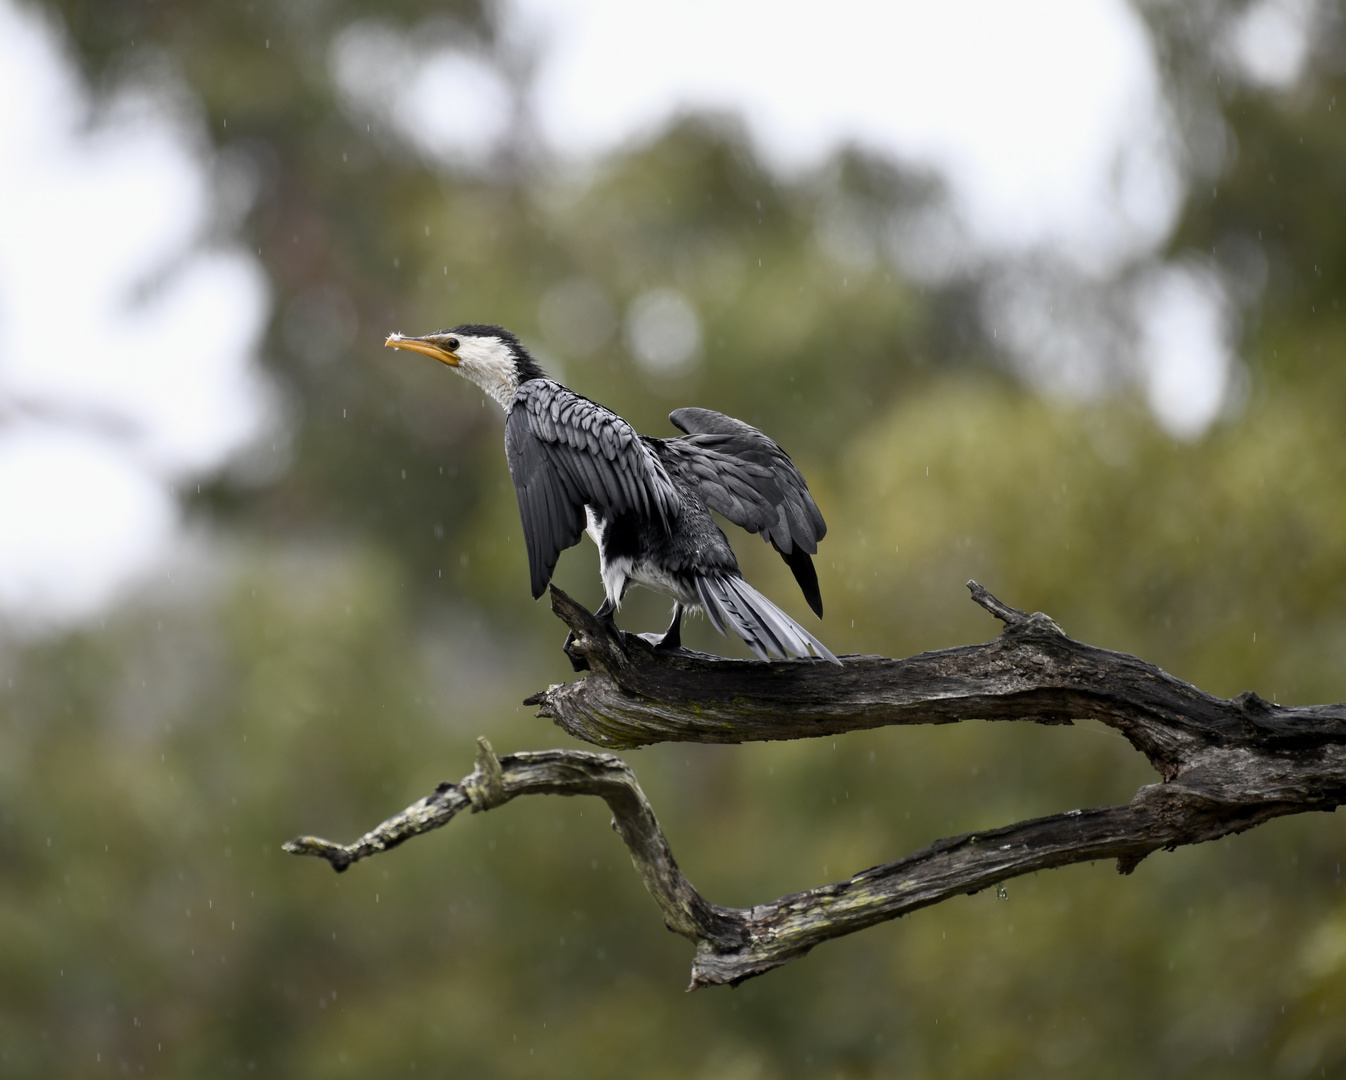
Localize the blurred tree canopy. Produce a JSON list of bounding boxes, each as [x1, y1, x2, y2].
[[5, 0, 1346, 1076]]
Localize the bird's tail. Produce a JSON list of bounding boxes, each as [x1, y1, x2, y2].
[[694, 574, 841, 665]]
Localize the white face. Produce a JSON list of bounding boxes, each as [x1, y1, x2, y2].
[[449, 334, 521, 410]]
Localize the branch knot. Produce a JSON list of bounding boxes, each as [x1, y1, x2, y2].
[[465, 737, 505, 811], [1233, 689, 1277, 715]]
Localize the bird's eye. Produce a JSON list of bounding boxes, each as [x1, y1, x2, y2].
[[446, 337, 460, 351]]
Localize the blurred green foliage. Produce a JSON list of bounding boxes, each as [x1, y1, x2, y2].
[[5, 0, 1346, 1075]]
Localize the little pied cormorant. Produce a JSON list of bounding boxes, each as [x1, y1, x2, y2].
[[385, 324, 839, 665]]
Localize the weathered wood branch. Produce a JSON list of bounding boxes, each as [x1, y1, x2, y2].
[[284, 738, 734, 969], [527, 582, 1346, 778], [285, 584, 1346, 989]]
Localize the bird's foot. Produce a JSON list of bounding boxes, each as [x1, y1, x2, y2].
[[563, 609, 625, 672], [635, 607, 684, 652], [596, 613, 625, 649], [654, 624, 682, 652], [655, 604, 683, 651], [562, 631, 589, 673], [635, 630, 686, 652], [588, 594, 622, 634]]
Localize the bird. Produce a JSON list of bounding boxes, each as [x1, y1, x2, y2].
[[385, 323, 839, 665]]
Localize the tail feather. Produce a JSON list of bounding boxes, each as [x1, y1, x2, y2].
[[694, 574, 841, 665], [697, 578, 731, 638]]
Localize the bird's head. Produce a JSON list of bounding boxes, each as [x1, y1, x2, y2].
[[384, 323, 547, 409]]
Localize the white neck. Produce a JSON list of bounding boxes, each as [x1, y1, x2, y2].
[[453, 336, 521, 410]]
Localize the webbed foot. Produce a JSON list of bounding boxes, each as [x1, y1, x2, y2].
[[563, 598, 623, 672], [563, 630, 589, 673]]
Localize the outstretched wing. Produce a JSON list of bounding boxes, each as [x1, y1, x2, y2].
[[660, 407, 827, 617], [505, 380, 679, 598]]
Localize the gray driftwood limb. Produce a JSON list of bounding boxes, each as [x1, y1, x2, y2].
[[285, 584, 1346, 989]]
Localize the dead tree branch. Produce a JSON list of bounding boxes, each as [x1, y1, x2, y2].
[[529, 582, 1346, 777], [285, 583, 1346, 989]]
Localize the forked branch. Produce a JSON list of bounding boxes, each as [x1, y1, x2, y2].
[[286, 584, 1346, 988]]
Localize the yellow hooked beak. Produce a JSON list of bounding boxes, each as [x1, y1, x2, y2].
[[384, 333, 459, 366]]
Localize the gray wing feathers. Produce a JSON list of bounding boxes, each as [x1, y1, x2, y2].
[[505, 417, 587, 599], [664, 407, 826, 556], [506, 381, 679, 598], [664, 407, 827, 618], [695, 574, 840, 665]]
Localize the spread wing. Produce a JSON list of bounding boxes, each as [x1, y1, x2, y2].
[[659, 407, 827, 617], [505, 380, 679, 598]]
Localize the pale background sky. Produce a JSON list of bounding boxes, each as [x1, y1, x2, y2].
[[0, 0, 1315, 631]]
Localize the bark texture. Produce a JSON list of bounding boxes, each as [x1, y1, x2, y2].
[[285, 583, 1346, 988]]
